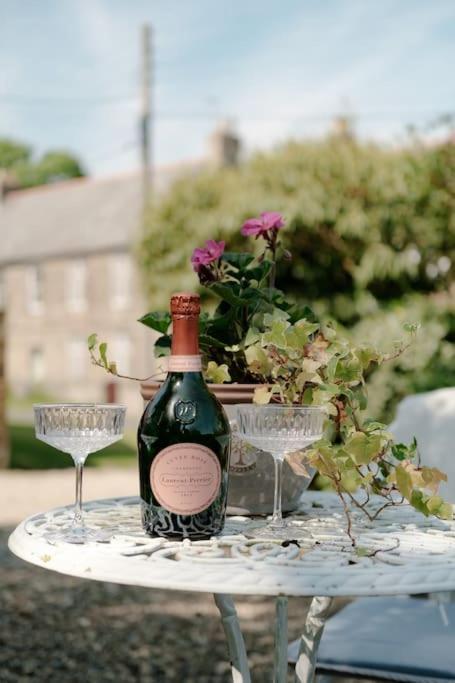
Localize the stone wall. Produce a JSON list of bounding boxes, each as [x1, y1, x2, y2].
[[4, 250, 155, 428]]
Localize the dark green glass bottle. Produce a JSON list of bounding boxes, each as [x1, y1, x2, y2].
[[138, 292, 231, 539]]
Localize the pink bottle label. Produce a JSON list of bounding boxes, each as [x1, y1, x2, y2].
[[151, 443, 221, 515], [168, 355, 202, 372]]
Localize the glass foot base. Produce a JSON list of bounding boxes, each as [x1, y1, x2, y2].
[[243, 519, 313, 543], [45, 526, 111, 545]]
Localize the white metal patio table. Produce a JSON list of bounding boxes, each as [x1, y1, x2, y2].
[[8, 491, 455, 683]]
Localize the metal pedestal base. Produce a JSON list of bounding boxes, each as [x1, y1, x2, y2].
[[214, 594, 332, 683]]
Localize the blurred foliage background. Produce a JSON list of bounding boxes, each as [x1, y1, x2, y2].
[[0, 137, 85, 189], [141, 136, 455, 423]]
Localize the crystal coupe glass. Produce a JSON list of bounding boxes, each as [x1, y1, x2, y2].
[[34, 403, 126, 544], [236, 404, 324, 540]]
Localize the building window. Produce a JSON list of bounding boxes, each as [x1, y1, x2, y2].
[[67, 339, 88, 380], [66, 259, 87, 313], [26, 265, 44, 314], [110, 334, 131, 374], [109, 254, 131, 311], [30, 347, 45, 385]]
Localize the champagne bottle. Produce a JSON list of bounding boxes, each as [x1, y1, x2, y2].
[[138, 292, 231, 539]]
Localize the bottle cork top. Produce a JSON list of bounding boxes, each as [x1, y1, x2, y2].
[[170, 292, 201, 317]]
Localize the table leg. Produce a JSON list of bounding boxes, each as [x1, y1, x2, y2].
[[294, 596, 333, 683], [213, 593, 251, 683], [274, 596, 288, 683]]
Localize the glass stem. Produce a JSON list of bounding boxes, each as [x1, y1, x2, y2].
[[73, 457, 85, 528], [271, 456, 284, 526]]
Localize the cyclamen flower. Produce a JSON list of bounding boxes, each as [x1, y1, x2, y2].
[[241, 211, 285, 238], [191, 239, 225, 272]]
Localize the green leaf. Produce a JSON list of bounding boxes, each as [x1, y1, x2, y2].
[[99, 342, 108, 369], [262, 320, 289, 348], [263, 309, 290, 326], [283, 321, 320, 354], [395, 464, 413, 500], [294, 319, 319, 336], [347, 386, 367, 410], [245, 260, 273, 284], [437, 503, 453, 520], [302, 387, 314, 404], [391, 443, 409, 461], [225, 344, 240, 352], [210, 282, 249, 306], [334, 356, 362, 383], [295, 359, 323, 389], [205, 361, 231, 384], [355, 546, 370, 557], [421, 465, 447, 491], [154, 335, 171, 357], [410, 490, 453, 520], [426, 495, 444, 514], [198, 312, 211, 334], [363, 419, 388, 433], [253, 386, 273, 405], [204, 308, 237, 336], [244, 327, 261, 347], [403, 321, 421, 334], [316, 382, 340, 397], [344, 432, 382, 465], [87, 333, 98, 351], [245, 345, 272, 374], [287, 304, 318, 325], [410, 490, 430, 516], [286, 320, 318, 349], [326, 355, 339, 381], [222, 251, 255, 271], [356, 344, 382, 369], [199, 333, 226, 349], [138, 311, 171, 334]]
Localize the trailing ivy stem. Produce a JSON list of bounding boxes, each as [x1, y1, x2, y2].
[[90, 354, 163, 383], [334, 481, 355, 544]]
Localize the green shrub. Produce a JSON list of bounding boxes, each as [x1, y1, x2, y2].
[[140, 136, 454, 421]]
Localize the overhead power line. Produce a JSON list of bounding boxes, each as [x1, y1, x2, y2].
[[154, 110, 453, 122], [0, 93, 451, 122], [0, 93, 136, 105]]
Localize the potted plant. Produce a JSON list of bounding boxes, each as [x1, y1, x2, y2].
[[137, 212, 320, 513], [89, 212, 451, 531]]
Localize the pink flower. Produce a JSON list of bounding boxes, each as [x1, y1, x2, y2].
[[241, 211, 285, 237], [191, 239, 225, 272]]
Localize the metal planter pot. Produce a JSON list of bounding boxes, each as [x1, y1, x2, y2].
[[140, 381, 314, 516]]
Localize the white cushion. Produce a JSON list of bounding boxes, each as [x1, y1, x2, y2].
[[390, 388, 455, 503]]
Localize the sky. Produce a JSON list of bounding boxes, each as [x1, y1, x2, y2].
[[0, 0, 454, 176]]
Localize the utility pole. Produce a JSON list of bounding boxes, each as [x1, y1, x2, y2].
[[140, 23, 152, 209]]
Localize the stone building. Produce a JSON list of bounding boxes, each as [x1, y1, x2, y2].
[[0, 128, 240, 424]]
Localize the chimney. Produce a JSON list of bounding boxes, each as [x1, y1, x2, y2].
[[331, 114, 355, 141], [208, 121, 241, 167]]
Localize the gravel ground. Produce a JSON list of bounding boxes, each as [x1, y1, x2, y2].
[[0, 469, 138, 526], [1, 470, 366, 682], [1, 527, 321, 682]]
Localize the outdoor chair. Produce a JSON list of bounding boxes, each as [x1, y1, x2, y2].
[[288, 596, 455, 682], [289, 388, 455, 681]]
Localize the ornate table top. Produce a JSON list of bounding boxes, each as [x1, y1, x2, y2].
[[8, 492, 455, 597]]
